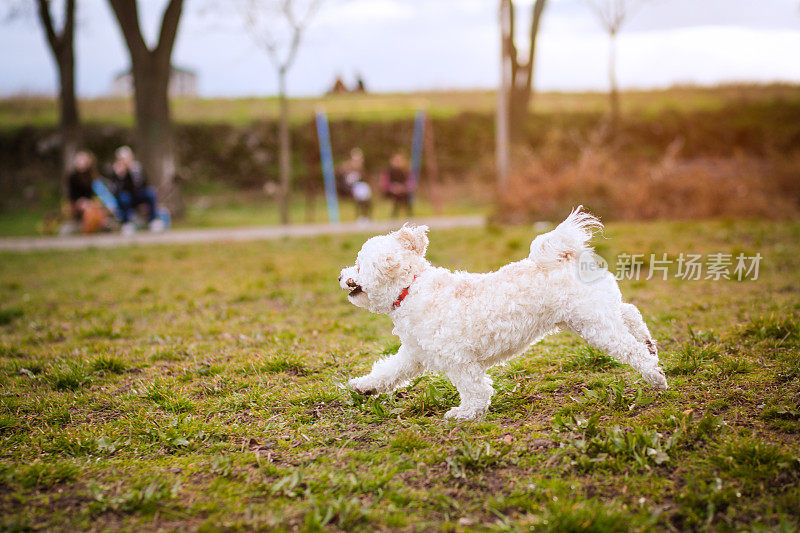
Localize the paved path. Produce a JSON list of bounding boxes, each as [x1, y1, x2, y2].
[[0, 215, 485, 253]]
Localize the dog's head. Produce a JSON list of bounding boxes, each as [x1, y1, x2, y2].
[[339, 224, 429, 314]]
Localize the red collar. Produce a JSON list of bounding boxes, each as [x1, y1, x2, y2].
[[392, 275, 418, 309]]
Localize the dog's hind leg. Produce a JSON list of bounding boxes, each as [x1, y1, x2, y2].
[[443, 364, 495, 420], [349, 344, 423, 395], [568, 314, 668, 391], [620, 302, 658, 358]]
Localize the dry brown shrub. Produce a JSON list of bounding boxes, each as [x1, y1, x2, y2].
[[495, 138, 800, 223]]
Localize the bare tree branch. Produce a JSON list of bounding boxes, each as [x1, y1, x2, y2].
[[31, 0, 80, 178], [287, 0, 321, 69], [232, 0, 324, 224], [499, 0, 548, 144], [525, 0, 546, 92], [35, 0, 60, 51], [107, 0, 148, 57], [155, 0, 184, 60], [241, 0, 322, 71], [507, 0, 518, 88], [585, 0, 644, 35], [584, 0, 646, 132], [64, 0, 75, 45]]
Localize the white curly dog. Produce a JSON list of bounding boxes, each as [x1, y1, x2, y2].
[[339, 208, 668, 420]]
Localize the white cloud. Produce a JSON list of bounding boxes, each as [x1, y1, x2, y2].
[[314, 0, 415, 27], [619, 26, 800, 87], [535, 25, 800, 92]]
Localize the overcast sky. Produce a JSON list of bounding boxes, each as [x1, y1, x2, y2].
[[2, 0, 800, 98]]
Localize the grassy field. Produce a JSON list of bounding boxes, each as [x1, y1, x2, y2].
[[1, 218, 799, 531], [2, 84, 798, 128]]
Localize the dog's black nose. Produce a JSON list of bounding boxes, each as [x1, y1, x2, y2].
[[338, 275, 342, 282]]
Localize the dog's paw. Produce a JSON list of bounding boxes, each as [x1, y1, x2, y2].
[[348, 377, 378, 396], [444, 405, 486, 421]]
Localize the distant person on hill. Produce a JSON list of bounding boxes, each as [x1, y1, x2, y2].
[[328, 75, 347, 95], [336, 148, 372, 221], [380, 152, 416, 218], [354, 74, 367, 93], [66, 151, 108, 234], [110, 146, 163, 234]]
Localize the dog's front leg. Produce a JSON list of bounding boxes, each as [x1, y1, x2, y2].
[[444, 365, 495, 420], [349, 344, 422, 395]]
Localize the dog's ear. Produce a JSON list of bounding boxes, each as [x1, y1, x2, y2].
[[396, 224, 429, 256], [374, 254, 399, 278]]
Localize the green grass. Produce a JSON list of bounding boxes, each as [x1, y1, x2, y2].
[[2, 460, 80, 489], [0, 219, 799, 530], [0, 305, 24, 326], [741, 313, 800, 344], [562, 346, 620, 371], [3, 84, 798, 129], [91, 354, 127, 374]]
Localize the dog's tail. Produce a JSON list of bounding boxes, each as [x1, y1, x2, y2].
[[528, 206, 602, 267]]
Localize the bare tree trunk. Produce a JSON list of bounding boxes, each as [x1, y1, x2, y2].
[[278, 68, 291, 225], [508, 77, 528, 143], [107, 0, 184, 216], [237, 0, 323, 225], [608, 29, 620, 133], [503, 0, 547, 145], [496, 0, 512, 188], [525, 0, 546, 111], [132, 59, 180, 215], [37, 0, 79, 196], [57, 39, 79, 193]]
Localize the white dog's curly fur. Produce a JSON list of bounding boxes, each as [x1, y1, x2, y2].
[[339, 208, 668, 420]]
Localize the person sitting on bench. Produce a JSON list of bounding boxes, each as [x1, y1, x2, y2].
[[66, 151, 108, 234], [109, 146, 163, 233]]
